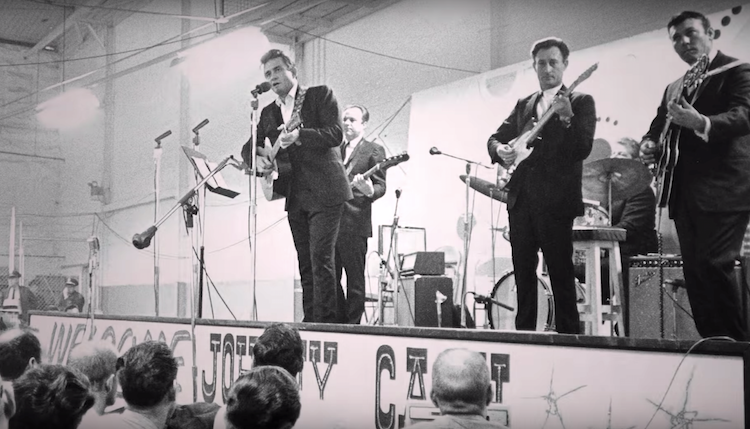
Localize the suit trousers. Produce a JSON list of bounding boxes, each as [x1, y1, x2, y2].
[[335, 233, 368, 324], [673, 195, 749, 340], [509, 206, 580, 334], [288, 203, 344, 323]]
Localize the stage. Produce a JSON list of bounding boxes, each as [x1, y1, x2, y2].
[[30, 311, 750, 429]]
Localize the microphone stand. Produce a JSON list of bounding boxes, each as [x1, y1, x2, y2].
[[385, 190, 411, 325], [431, 148, 490, 328], [86, 236, 99, 340], [191, 121, 208, 319], [247, 92, 261, 321], [152, 136, 164, 316]]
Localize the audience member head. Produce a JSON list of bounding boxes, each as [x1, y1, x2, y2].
[[430, 348, 492, 416], [260, 49, 297, 97], [252, 323, 304, 377], [219, 366, 301, 429], [10, 364, 93, 429], [117, 341, 178, 410], [67, 341, 118, 414], [6, 271, 20, 289], [0, 329, 41, 381], [611, 137, 640, 160]]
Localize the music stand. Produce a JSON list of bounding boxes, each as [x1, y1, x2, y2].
[[182, 147, 240, 199]]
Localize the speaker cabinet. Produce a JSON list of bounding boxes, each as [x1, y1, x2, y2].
[[397, 276, 453, 327], [628, 257, 747, 339]]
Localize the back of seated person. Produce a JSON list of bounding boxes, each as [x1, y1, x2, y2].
[[67, 341, 121, 419], [10, 364, 94, 429], [1, 381, 15, 429], [213, 366, 300, 429], [0, 329, 41, 381], [252, 323, 304, 377]]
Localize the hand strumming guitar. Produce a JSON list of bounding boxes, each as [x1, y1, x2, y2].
[[491, 137, 517, 165], [639, 138, 660, 164], [277, 123, 300, 149]]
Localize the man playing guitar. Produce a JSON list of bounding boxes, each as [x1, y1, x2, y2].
[[487, 37, 596, 334], [640, 11, 750, 341], [241, 49, 352, 323]]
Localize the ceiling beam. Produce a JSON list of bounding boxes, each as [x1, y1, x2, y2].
[[27, 0, 105, 54]]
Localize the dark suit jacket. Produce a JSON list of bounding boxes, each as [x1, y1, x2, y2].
[[0, 286, 37, 322], [488, 89, 596, 217], [610, 187, 658, 257], [242, 85, 352, 210], [58, 291, 85, 312], [339, 138, 387, 237], [644, 51, 750, 213]]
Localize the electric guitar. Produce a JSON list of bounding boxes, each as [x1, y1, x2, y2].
[[258, 115, 303, 201], [351, 153, 409, 186], [496, 63, 598, 189], [653, 54, 709, 208]]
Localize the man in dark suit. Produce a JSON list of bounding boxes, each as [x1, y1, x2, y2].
[[1, 271, 37, 326], [487, 37, 596, 334], [640, 11, 750, 341], [242, 49, 352, 323], [335, 105, 386, 324]]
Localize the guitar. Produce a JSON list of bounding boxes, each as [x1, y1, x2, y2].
[[496, 63, 599, 189], [653, 54, 709, 207], [351, 153, 409, 186], [257, 115, 303, 201]]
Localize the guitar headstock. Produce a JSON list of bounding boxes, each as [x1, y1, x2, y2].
[[684, 54, 709, 90], [564, 63, 598, 95], [379, 153, 410, 170]]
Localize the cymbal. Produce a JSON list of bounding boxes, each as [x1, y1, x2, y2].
[[583, 138, 612, 164], [582, 158, 652, 201], [459, 175, 508, 203]]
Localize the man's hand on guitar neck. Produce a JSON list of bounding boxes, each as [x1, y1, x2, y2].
[[668, 97, 710, 136], [550, 96, 574, 123], [352, 174, 375, 197], [277, 123, 300, 149]]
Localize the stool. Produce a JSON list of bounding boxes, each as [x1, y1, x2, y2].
[[572, 226, 626, 336]]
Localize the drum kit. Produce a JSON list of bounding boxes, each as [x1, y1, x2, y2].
[[460, 156, 652, 331]]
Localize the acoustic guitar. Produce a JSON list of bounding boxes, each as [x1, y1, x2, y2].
[[258, 115, 303, 201]]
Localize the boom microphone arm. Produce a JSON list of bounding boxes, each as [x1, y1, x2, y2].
[[132, 155, 243, 249]]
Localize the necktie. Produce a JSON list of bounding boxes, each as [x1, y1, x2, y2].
[[341, 141, 349, 162], [10, 287, 15, 299]]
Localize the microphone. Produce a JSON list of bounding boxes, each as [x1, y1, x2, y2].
[[154, 130, 172, 142], [132, 226, 158, 249], [251, 81, 272, 96], [192, 119, 209, 134], [429, 147, 441, 155], [395, 188, 402, 198]]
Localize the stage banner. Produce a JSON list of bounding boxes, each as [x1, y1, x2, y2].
[[31, 313, 745, 429]]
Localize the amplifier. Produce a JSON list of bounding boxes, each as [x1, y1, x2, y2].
[[628, 256, 747, 339], [400, 252, 445, 276], [397, 276, 453, 327]]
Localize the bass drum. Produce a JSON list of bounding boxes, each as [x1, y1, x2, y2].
[[488, 271, 555, 332]]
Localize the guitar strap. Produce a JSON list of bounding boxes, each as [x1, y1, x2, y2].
[[291, 86, 307, 127]]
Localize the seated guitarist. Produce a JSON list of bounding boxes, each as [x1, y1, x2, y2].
[[640, 11, 750, 341], [241, 49, 352, 323], [487, 37, 596, 334]]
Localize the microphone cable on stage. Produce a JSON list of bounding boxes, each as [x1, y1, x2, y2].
[[642, 335, 737, 429]]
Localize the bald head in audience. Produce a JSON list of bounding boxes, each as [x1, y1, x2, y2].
[[67, 341, 119, 415], [0, 329, 41, 381], [430, 348, 492, 416]]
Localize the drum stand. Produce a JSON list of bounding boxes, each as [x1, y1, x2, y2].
[[372, 189, 408, 325]]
